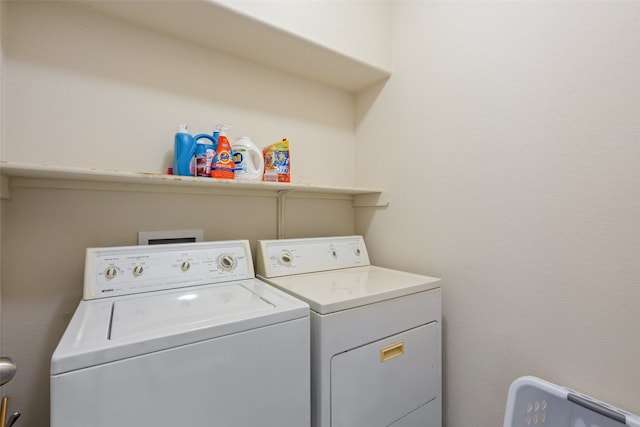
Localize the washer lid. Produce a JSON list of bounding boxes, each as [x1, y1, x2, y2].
[[110, 282, 274, 340], [51, 279, 309, 374], [259, 265, 440, 314]]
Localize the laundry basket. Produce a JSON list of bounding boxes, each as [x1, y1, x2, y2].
[[504, 376, 640, 427]]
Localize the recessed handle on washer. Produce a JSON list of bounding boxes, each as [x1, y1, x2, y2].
[[380, 341, 404, 362]]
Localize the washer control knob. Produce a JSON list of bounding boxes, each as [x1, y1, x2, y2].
[[331, 250, 338, 259], [278, 251, 293, 266], [133, 265, 144, 276], [181, 261, 191, 272], [219, 254, 236, 271], [354, 248, 361, 256], [104, 267, 118, 280]]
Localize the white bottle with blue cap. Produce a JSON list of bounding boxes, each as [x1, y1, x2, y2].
[[232, 136, 264, 180]]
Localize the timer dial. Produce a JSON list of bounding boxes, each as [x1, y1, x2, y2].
[[278, 251, 293, 266], [219, 254, 236, 271], [104, 267, 118, 280]]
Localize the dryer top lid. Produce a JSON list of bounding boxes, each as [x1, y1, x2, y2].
[[259, 265, 440, 314]]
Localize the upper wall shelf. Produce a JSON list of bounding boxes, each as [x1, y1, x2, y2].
[[75, 0, 391, 93], [0, 162, 388, 208]]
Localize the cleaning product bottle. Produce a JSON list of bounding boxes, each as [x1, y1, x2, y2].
[[232, 136, 264, 180], [173, 124, 196, 176], [194, 133, 218, 177], [210, 124, 235, 179]]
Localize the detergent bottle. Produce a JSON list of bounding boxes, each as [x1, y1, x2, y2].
[[173, 124, 196, 176], [194, 133, 218, 177], [210, 124, 235, 179], [232, 136, 264, 180]]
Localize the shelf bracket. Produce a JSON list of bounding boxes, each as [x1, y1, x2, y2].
[[277, 189, 295, 239], [353, 192, 389, 208]]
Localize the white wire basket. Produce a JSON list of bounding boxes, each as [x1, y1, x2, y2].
[[504, 376, 640, 427]]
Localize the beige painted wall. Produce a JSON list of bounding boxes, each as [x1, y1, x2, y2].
[[3, 1, 356, 186], [216, 0, 391, 70], [356, 1, 640, 426], [3, 1, 640, 426], [1, 2, 360, 425], [0, 0, 5, 379]]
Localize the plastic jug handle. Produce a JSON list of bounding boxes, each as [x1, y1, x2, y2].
[[193, 134, 217, 143], [193, 134, 218, 151], [247, 146, 265, 174]]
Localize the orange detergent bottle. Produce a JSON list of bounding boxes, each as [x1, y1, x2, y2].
[[210, 124, 235, 179]]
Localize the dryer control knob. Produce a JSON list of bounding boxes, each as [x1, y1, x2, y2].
[[181, 261, 191, 272], [133, 265, 144, 276], [278, 251, 293, 266]]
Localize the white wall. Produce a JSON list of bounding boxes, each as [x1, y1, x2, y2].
[[4, 1, 640, 426], [3, 1, 356, 186], [356, 1, 640, 425], [217, 0, 391, 70]]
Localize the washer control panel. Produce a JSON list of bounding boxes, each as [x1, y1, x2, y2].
[[256, 236, 370, 278], [83, 240, 254, 300]]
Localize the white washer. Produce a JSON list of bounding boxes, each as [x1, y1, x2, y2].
[[51, 240, 310, 427], [256, 236, 442, 427]]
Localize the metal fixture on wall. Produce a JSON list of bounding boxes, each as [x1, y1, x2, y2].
[[0, 358, 16, 386]]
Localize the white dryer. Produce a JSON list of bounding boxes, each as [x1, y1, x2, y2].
[[51, 240, 310, 427], [256, 236, 442, 427]]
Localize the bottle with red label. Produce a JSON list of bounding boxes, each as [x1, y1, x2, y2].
[[210, 124, 235, 179]]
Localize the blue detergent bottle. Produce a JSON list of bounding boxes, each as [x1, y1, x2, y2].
[[174, 124, 196, 176]]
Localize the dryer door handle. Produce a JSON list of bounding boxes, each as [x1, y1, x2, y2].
[[380, 341, 405, 363]]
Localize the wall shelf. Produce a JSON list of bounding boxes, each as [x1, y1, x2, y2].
[[0, 162, 388, 208], [75, 0, 391, 93]]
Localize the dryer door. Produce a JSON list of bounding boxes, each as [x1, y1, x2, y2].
[[331, 321, 439, 427]]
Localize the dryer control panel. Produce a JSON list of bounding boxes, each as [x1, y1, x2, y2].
[[83, 240, 254, 300], [256, 236, 370, 278]]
